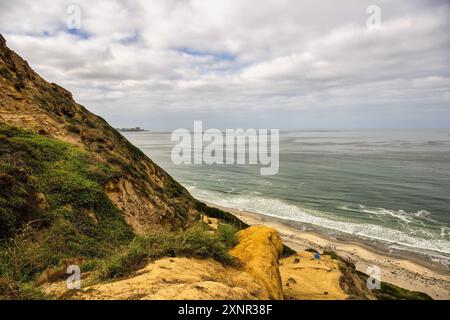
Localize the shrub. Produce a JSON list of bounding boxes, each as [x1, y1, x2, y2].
[[66, 124, 81, 134], [195, 202, 249, 230], [0, 276, 47, 300], [217, 223, 237, 248], [323, 249, 339, 260], [98, 247, 148, 281], [0, 67, 12, 80]]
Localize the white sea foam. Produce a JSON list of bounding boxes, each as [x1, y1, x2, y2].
[[338, 204, 437, 225], [441, 227, 450, 238], [188, 186, 450, 256]]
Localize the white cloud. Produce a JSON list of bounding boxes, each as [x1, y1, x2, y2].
[[0, 0, 449, 128]]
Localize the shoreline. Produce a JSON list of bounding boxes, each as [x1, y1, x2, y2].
[[205, 201, 450, 300]]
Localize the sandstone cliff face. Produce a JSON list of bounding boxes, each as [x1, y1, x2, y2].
[[0, 33, 198, 233]]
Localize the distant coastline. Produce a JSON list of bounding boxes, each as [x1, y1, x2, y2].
[[116, 127, 147, 132]]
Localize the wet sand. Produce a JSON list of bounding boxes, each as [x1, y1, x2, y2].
[[206, 202, 450, 300]]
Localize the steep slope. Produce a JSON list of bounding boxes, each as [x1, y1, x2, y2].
[[0, 33, 198, 234]]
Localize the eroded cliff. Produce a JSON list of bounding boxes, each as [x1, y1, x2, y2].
[[0, 33, 198, 234]]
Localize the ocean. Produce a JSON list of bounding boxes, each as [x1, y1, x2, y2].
[[123, 129, 450, 269]]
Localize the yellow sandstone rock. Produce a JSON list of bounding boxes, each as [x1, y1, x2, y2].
[[279, 251, 347, 300], [44, 257, 268, 300], [229, 225, 284, 300]]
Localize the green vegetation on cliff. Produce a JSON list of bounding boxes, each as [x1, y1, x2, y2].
[[0, 124, 133, 285], [98, 223, 237, 281], [0, 123, 240, 299], [355, 271, 432, 300]]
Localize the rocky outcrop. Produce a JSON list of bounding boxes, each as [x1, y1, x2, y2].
[[280, 252, 347, 300], [0, 33, 199, 233], [229, 226, 284, 300]]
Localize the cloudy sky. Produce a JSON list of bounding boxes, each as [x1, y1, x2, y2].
[[0, 0, 449, 129]]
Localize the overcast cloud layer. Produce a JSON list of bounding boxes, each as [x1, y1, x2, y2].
[[1, 0, 449, 129]]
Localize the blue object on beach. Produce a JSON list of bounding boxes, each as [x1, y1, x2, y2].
[[314, 252, 321, 259]]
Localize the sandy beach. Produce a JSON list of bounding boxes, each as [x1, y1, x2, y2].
[[206, 202, 450, 300]]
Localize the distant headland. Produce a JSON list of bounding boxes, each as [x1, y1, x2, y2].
[[116, 127, 147, 132]]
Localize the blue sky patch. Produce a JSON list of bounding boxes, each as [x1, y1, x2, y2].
[[178, 47, 236, 61], [65, 28, 90, 40], [119, 31, 140, 45]]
